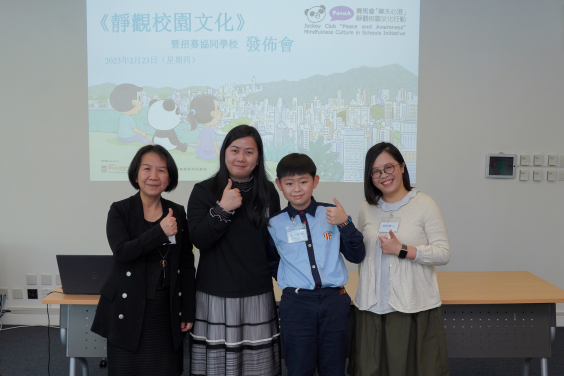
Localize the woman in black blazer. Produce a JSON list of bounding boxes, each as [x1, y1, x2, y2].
[[91, 145, 196, 376]]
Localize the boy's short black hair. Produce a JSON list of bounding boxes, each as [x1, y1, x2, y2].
[[128, 145, 178, 192], [276, 153, 317, 180]]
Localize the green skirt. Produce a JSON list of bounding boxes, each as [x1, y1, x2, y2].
[[348, 306, 449, 376]]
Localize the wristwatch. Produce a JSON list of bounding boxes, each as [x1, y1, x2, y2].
[[398, 244, 408, 259]]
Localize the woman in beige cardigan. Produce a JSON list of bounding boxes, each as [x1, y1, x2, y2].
[[348, 142, 451, 376]]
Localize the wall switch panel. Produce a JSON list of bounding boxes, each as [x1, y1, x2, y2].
[[547, 170, 557, 182], [533, 170, 543, 181], [520, 155, 530, 166], [41, 288, 53, 299], [548, 155, 558, 166], [559, 171, 564, 181], [533, 154, 543, 166], [0, 288, 8, 297], [12, 288, 24, 299], [55, 274, 61, 285], [519, 170, 529, 181], [560, 155, 564, 167], [41, 274, 52, 285], [26, 274, 37, 285]]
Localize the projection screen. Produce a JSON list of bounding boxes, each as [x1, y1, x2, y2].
[[87, 1, 420, 182]]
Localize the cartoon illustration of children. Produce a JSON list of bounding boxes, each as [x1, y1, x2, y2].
[[109, 84, 149, 144], [188, 94, 222, 160]]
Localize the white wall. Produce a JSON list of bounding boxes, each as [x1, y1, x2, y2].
[[1, 0, 564, 325]]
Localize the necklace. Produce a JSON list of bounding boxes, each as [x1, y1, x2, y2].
[[145, 222, 170, 279], [157, 245, 170, 279], [232, 175, 254, 192]]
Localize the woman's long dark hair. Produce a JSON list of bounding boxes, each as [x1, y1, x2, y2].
[[364, 142, 412, 205], [210, 125, 271, 228]]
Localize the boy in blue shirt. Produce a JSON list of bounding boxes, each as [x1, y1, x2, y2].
[[267, 153, 365, 376]]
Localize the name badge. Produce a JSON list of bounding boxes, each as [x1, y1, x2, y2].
[[379, 221, 399, 233], [286, 220, 308, 243]]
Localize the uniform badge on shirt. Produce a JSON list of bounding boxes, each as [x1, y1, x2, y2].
[[323, 231, 333, 240]]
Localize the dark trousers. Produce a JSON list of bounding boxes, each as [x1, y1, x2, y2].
[[347, 307, 450, 376], [280, 287, 351, 376]]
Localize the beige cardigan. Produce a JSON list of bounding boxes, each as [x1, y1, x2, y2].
[[354, 192, 451, 313]]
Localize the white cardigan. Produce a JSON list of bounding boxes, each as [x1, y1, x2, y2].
[[354, 191, 451, 313]]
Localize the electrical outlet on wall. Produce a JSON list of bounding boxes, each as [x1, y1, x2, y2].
[[27, 289, 38, 299], [41, 288, 53, 299]]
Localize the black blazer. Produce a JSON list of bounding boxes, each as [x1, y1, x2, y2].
[[91, 192, 196, 352]]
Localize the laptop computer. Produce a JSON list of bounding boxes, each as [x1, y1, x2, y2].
[[56, 255, 114, 294]]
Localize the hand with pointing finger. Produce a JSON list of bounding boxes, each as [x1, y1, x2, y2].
[[160, 208, 177, 236], [379, 230, 402, 255], [326, 198, 349, 225], [219, 179, 242, 212]]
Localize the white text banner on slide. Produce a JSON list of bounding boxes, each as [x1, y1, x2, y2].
[[87, 1, 420, 182]]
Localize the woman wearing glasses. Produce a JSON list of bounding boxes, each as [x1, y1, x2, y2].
[[348, 142, 451, 376]]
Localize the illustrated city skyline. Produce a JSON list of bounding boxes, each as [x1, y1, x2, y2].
[[88, 65, 418, 182]]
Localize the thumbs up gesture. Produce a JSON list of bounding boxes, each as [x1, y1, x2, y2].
[[326, 198, 349, 225], [219, 179, 242, 212], [160, 208, 177, 236], [379, 230, 401, 255]]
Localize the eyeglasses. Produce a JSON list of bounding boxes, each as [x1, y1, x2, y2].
[[370, 163, 400, 179]]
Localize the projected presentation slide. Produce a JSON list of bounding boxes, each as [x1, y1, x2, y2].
[[88, 1, 419, 182]]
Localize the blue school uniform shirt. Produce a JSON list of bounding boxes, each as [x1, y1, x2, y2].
[[267, 197, 365, 290]]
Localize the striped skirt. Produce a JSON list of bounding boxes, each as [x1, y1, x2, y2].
[[190, 290, 281, 376]]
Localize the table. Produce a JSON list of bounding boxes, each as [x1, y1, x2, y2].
[[45, 271, 564, 376], [275, 271, 564, 376], [438, 271, 564, 376], [42, 287, 105, 376]]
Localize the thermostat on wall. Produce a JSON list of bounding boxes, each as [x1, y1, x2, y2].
[[486, 154, 516, 179]]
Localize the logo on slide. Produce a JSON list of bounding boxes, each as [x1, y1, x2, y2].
[[304, 5, 326, 23], [101, 165, 107, 173], [329, 6, 354, 21]]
